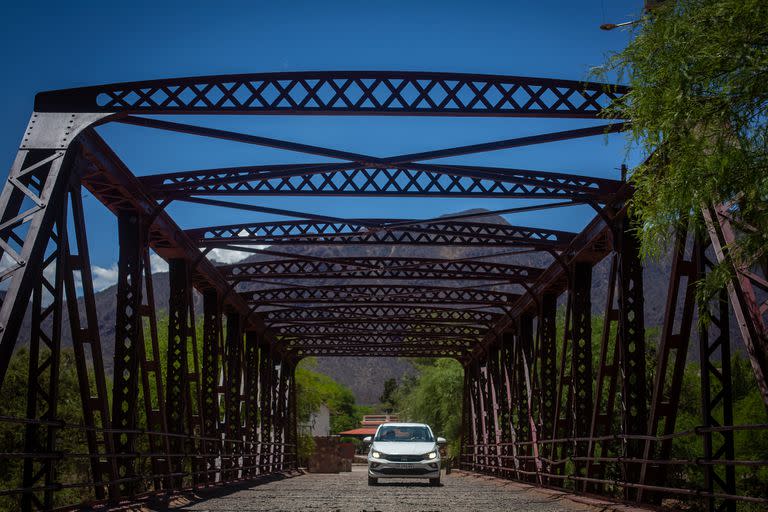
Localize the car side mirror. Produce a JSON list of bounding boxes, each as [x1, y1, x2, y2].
[[363, 436, 372, 444], [437, 437, 446, 445]]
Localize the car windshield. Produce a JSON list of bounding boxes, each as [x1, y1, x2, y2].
[[374, 426, 434, 442]]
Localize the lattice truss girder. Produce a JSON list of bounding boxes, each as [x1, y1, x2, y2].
[[275, 321, 486, 337], [222, 256, 543, 282], [262, 305, 499, 325], [36, 71, 627, 116], [242, 284, 520, 307], [141, 163, 621, 202], [188, 219, 576, 248]]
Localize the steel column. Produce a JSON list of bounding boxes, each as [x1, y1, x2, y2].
[[584, 254, 620, 493], [111, 212, 144, 495], [201, 291, 222, 484], [570, 262, 593, 483], [258, 345, 273, 474], [21, 211, 65, 512], [166, 258, 193, 486], [243, 331, 260, 477], [537, 292, 557, 481], [224, 312, 243, 480], [61, 185, 117, 500], [698, 240, 737, 512], [637, 231, 698, 503], [617, 219, 647, 496]]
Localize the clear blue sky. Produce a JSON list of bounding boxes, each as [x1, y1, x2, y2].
[[0, 0, 645, 289]]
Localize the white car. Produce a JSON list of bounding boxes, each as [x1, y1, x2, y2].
[[364, 422, 445, 486]]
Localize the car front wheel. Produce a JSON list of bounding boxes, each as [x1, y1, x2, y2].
[[368, 476, 378, 486]]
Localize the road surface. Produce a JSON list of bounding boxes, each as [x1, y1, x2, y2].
[[162, 466, 642, 512]]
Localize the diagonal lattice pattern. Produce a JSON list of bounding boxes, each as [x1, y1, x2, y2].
[[36, 71, 627, 117], [242, 285, 520, 307], [143, 163, 621, 202], [262, 305, 499, 325], [222, 257, 542, 282], [275, 321, 486, 337], [188, 219, 575, 248]]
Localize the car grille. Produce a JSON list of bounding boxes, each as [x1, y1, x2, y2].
[[377, 467, 432, 475], [382, 454, 424, 462]]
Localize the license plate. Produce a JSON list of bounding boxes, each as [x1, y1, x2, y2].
[[402, 464, 414, 469]]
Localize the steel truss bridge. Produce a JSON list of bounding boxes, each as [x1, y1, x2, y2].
[[0, 71, 766, 511]]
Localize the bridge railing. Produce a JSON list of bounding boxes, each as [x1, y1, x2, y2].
[[0, 414, 298, 509], [460, 423, 768, 509]]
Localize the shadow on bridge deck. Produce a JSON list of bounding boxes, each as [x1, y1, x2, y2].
[[131, 467, 652, 512]]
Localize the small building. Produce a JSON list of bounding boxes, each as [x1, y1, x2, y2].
[[337, 413, 400, 440]]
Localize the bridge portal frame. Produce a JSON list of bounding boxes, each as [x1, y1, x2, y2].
[[0, 72, 764, 512]]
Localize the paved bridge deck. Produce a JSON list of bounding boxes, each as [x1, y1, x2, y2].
[[157, 467, 645, 512]]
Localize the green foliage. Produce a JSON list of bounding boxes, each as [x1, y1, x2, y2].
[[295, 358, 364, 434], [392, 358, 464, 456], [597, 0, 768, 308], [0, 348, 96, 509], [379, 378, 398, 412]]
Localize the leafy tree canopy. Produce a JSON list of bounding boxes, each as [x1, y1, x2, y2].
[[598, 0, 768, 303]]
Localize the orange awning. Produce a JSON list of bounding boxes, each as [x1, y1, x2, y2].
[[337, 427, 377, 436]]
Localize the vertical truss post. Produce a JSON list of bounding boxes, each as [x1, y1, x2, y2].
[[475, 359, 490, 473], [62, 185, 117, 500], [166, 258, 192, 487], [275, 356, 287, 471], [617, 219, 647, 497], [258, 344, 273, 474], [224, 312, 243, 481], [138, 249, 171, 490], [516, 314, 536, 482], [550, 290, 573, 485], [201, 291, 222, 484], [698, 239, 737, 512], [570, 262, 593, 485], [485, 343, 503, 476], [538, 293, 557, 482], [459, 364, 473, 470], [288, 359, 299, 470], [499, 331, 516, 480], [584, 254, 620, 493], [21, 208, 66, 512], [465, 360, 483, 472], [243, 331, 260, 478], [111, 212, 144, 497], [637, 230, 698, 503]]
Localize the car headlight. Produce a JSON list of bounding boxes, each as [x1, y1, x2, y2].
[[371, 450, 382, 459], [427, 450, 438, 460]]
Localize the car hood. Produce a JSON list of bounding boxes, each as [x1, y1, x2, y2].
[[371, 441, 436, 455]]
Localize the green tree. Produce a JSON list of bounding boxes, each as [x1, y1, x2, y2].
[[393, 359, 464, 456], [379, 378, 399, 413], [598, 0, 768, 304]]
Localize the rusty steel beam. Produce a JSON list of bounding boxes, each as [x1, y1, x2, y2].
[[242, 284, 520, 308], [221, 257, 543, 283], [187, 218, 575, 249], [275, 322, 485, 337], [292, 345, 468, 358], [201, 290, 222, 485], [35, 71, 627, 117], [262, 305, 499, 325], [142, 162, 621, 202]]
